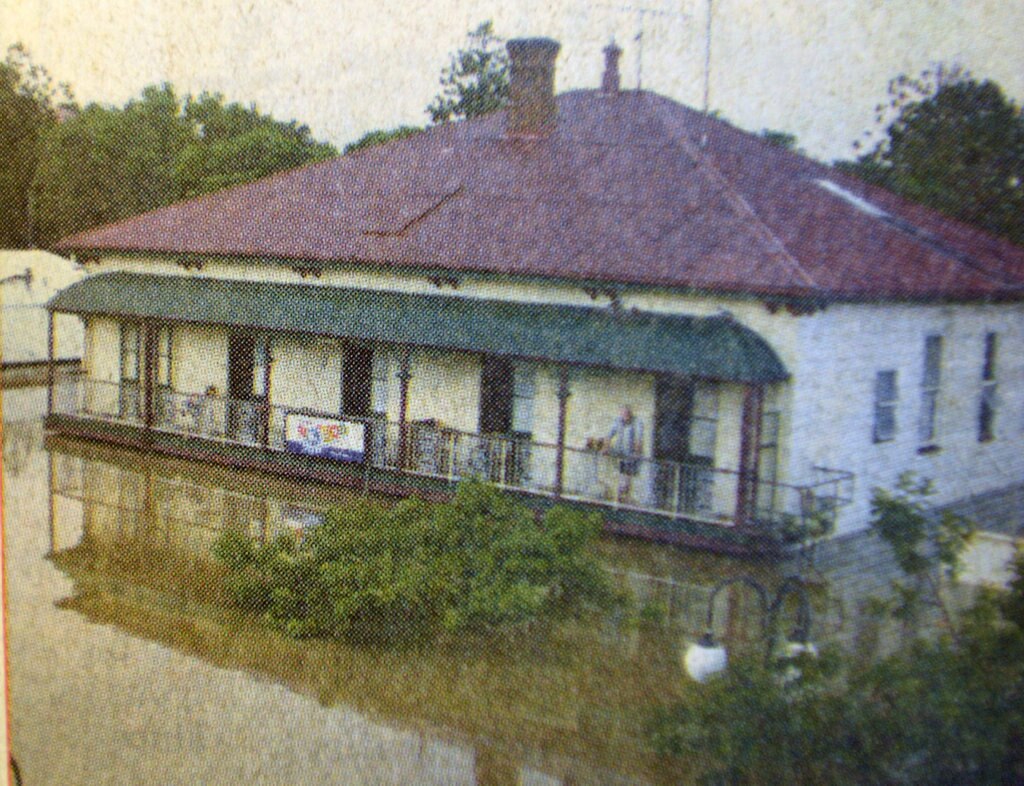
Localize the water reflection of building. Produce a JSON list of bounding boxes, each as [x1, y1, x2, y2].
[[46, 437, 705, 786]]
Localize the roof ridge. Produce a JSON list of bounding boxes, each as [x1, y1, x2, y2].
[[651, 100, 821, 291]]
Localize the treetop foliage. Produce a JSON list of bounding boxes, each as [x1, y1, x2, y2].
[[839, 65, 1024, 246], [343, 125, 422, 155], [427, 21, 510, 124], [29, 83, 336, 246], [0, 43, 75, 247], [1, 43, 337, 249], [649, 478, 1022, 785]]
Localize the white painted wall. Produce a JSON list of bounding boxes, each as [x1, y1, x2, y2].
[[1, 249, 84, 364], [77, 253, 1024, 536], [82, 316, 121, 416], [173, 324, 227, 396], [270, 335, 342, 414], [788, 301, 1024, 535]]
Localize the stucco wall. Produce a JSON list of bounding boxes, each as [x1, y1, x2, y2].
[[270, 335, 342, 414], [82, 316, 120, 416], [174, 324, 227, 396], [406, 349, 482, 433], [789, 301, 1024, 535]]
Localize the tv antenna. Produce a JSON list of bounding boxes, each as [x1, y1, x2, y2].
[[602, 4, 689, 90], [703, 0, 713, 113]]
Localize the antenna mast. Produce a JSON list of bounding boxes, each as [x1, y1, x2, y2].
[[703, 0, 713, 112], [603, 4, 688, 90]]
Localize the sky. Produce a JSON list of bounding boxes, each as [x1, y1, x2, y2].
[[1, 0, 1022, 162]]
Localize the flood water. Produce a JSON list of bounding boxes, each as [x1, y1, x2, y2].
[[4, 384, 903, 785]]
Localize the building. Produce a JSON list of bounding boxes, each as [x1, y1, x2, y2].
[[1, 249, 83, 372], [45, 39, 1024, 553]]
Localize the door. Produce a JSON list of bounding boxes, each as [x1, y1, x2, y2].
[[227, 333, 265, 443], [479, 356, 514, 434], [654, 377, 717, 513], [118, 323, 142, 420], [342, 344, 374, 417]]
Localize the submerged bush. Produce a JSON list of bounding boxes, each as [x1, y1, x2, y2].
[[212, 480, 612, 643]]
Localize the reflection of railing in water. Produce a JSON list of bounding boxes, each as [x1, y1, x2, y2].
[[52, 378, 854, 534], [54, 448, 856, 650]]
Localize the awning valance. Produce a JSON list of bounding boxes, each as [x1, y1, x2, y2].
[[49, 272, 788, 383]]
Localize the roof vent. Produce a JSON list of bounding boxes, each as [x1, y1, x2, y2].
[[506, 38, 561, 137], [601, 40, 622, 95]]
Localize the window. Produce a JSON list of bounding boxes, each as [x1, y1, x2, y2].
[[510, 363, 536, 436], [153, 326, 174, 425], [156, 326, 173, 388], [370, 348, 395, 416], [119, 323, 142, 419], [918, 335, 942, 447], [979, 332, 998, 442], [873, 370, 898, 443], [688, 382, 719, 461], [119, 323, 141, 382]]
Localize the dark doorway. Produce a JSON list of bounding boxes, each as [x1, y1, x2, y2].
[[228, 333, 265, 443], [654, 376, 714, 513], [228, 334, 257, 401], [479, 356, 514, 434], [342, 344, 373, 417], [654, 377, 694, 463]]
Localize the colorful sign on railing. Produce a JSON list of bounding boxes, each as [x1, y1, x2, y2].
[[284, 413, 365, 462]]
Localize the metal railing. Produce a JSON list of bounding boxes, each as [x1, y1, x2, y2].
[[50, 378, 852, 534]]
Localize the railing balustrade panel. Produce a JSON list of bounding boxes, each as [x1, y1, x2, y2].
[[51, 380, 852, 532]]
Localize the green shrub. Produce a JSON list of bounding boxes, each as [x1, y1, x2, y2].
[[647, 481, 1021, 786], [212, 480, 612, 644]]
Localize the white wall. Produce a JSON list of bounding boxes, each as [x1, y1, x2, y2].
[[270, 335, 342, 414], [789, 301, 1024, 535], [1, 249, 84, 364]]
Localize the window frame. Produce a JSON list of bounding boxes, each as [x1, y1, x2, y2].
[[917, 334, 942, 449], [978, 332, 998, 443], [155, 325, 173, 389], [873, 369, 898, 444]]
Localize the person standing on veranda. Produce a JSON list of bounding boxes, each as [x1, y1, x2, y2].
[[606, 405, 644, 504]]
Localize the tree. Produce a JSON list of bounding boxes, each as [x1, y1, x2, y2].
[[0, 43, 74, 247], [427, 21, 510, 124], [175, 92, 336, 199], [647, 480, 1024, 785], [32, 84, 191, 247], [212, 480, 612, 644], [869, 472, 974, 635], [343, 125, 422, 155], [759, 128, 800, 153], [838, 66, 1024, 245], [31, 86, 337, 246]]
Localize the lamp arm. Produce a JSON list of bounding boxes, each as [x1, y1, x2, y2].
[[768, 575, 812, 644], [704, 576, 770, 637]]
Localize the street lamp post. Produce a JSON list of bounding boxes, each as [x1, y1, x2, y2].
[[683, 575, 814, 682]]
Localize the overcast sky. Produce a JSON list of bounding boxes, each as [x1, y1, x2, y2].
[[2, 0, 1021, 162]]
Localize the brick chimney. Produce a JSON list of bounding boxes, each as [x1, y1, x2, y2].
[[601, 41, 622, 95], [505, 38, 561, 137]]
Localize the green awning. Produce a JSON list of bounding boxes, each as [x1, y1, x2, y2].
[[49, 272, 788, 383]]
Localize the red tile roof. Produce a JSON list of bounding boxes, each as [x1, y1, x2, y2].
[[56, 89, 1024, 301]]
